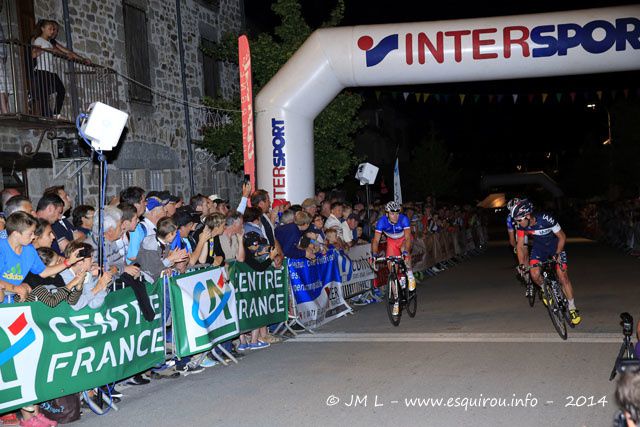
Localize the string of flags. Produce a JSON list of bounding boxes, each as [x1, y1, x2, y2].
[[375, 88, 639, 105]]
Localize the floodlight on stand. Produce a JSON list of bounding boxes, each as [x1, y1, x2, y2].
[[355, 162, 379, 185], [80, 102, 129, 151]]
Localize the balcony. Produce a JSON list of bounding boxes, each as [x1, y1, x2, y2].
[[0, 40, 119, 130]]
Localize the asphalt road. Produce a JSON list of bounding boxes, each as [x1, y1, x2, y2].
[[76, 238, 640, 427]]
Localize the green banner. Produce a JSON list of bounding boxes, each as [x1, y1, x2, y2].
[[229, 261, 288, 333], [168, 263, 289, 358], [0, 283, 165, 413], [169, 267, 239, 358]]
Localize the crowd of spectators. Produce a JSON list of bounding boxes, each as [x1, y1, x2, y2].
[[0, 181, 487, 425], [578, 199, 640, 256]]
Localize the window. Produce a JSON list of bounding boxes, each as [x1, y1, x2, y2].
[[123, 3, 152, 103], [121, 170, 135, 188], [201, 37, 220, 99], [149, 170, 164, 191]]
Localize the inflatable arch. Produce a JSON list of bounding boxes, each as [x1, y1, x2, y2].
[[255, 6, 640, 203]]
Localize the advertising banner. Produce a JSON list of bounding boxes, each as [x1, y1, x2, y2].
[[169, 267, 239, 358], [288, 250, 351, 329], [337, 244, 375, 299], [229, 261, 289, 333], [0, 283, 164, 413]]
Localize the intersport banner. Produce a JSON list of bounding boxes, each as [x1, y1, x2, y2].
[[0, 283, 164, 413], [229, 261, 289, 333], [169, 267, 239, 358], [288, 250, 352, 329]]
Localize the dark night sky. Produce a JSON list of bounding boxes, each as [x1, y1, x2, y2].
[[244, 1, 640, 200]]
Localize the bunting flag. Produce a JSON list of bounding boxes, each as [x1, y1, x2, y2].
[[368, 87, 635, 106], [238, 35, 256, 189]]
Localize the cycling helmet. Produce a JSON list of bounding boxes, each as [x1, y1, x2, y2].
[[510, 199, 533, 220], [506, 197, 521, 212], [385, 201, 401, 212]]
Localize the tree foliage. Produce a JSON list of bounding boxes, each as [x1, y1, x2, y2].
[[200, 0, 363, 188], [408, 127, 460, 199]]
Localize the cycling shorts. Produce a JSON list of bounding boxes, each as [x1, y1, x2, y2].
[[385, 236, 406, 257], [530, 248, 568, 270]]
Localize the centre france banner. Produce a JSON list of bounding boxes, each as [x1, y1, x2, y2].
[[229, 261, 289, 333], [169, 267, 239, 358], [288, 250, 352, 329], [0, 283, 164, 413]]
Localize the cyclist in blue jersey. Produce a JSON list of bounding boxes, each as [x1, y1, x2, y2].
[[511, 199, 581, 325], [371, 201, 415, 315]]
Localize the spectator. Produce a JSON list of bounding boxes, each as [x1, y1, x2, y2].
[[320, 200, 331, 219], [250, 189, 278, 247], [324, 228, 343, 250], [119, 186, 146, 218], [218, 211, 245, 262], [49, 20, 91, 64], [0, 188, 20, 211], [72, 204, 95, 241], [310, 214, 326, 242], [0, 212, 81, 303], [137, 217, 188, 282], [60, 241, 111, 310], [172, 206, 210, 267], [302, 198, 318, 217], [35, 193, 68, 255], [24, 247, 84, 307], [342, 213, 359, 248], [198, 213, 226, 267], [31, 19, 66, 118], [33, 219, 54, 249], [279, 209, 295, 226], [324, 202, 345, 239], [272, 199, 288, 225], [616, 370, 640, 427], [0, 195, 34, 239], [189, 193, 212, 243], [275, 211, 315, 260], [126, 196, 167, 264]]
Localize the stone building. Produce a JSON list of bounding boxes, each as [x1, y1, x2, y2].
[[0, 0, 244, 207]]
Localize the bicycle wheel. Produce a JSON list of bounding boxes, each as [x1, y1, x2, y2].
[[543, 282, 567, 340], [386, 273, 401, 326], [526, 278, 535, 308], [406, 285, 417, 318]]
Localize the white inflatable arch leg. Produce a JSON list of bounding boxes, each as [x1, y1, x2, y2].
[[255, 6, 640, 203]]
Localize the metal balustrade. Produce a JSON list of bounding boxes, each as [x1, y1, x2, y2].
[[0, 40, 119, 127]]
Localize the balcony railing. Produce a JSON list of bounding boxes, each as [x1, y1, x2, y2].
[[0, 40, 119, 127]]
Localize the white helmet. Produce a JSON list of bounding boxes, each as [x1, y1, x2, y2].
[[385, 201, 401, 212]]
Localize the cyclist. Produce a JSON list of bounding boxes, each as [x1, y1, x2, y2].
[[371, 201, 415, 316], [511, 199, 581, 325], [506, 197, 531, 296]]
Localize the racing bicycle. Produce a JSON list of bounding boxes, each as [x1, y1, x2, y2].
[[525, 258, 574, 340], [373, 256, 417, 326]]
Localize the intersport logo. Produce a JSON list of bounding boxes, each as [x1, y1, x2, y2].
[[0, 307, 44, 410], [356, 16, 640, 67]]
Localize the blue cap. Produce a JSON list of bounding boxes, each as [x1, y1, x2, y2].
[[146, 197, 166, 212]]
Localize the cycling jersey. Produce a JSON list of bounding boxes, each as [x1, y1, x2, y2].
[[375, 214, 410, 256], [375, 214, 410, 239], [516, 212, 563, 264]]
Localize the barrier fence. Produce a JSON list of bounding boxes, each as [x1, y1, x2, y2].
[[0, 224, 487, 414]]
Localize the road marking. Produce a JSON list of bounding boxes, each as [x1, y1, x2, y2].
[[287, 332, 622, 343]]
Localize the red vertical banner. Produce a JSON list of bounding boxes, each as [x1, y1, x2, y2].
[[238, 35, 255, 189]]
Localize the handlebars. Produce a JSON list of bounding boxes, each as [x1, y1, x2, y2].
[[371, 255, 406, 272]]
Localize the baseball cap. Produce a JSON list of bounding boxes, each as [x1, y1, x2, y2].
[[173, 207, 199, 227], [146, 196, 166, 212], [272, 199, 288, 209], [301, 198, 316, 208]]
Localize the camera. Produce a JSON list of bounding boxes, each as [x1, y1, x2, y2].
[[243, 174, 251, 185], [622, 312, 634, 337], [611, 313, 638, 381]]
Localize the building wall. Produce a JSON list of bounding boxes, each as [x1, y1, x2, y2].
[[0, 0, 243, 207]]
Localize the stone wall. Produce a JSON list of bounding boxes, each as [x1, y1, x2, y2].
[[0, 0, 243, 207]]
